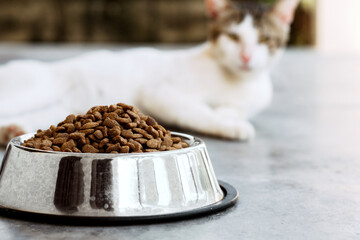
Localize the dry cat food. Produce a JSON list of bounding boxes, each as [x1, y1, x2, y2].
[[23, 103, 189, 153]]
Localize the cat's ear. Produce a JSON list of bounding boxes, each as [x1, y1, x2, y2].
[[271, 0, 300, 24], [205, 0, 231, 19]]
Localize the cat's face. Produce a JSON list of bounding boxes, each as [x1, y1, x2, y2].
[[207, 0, 299, 75]]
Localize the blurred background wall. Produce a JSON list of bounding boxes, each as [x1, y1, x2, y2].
[[316, 0, 360, 53], [0, 0, 316, 46]]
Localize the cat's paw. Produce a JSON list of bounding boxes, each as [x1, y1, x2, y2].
[[0, 125, 25, 146], [218, 120, 255, 141]]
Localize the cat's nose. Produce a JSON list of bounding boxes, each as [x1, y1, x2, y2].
[[241, 53, 251, 64]]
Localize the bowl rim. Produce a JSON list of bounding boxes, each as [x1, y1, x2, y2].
[[10, 132, 204, 157]]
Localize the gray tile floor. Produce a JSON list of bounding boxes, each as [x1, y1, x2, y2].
[[1, 46, 360, 239]]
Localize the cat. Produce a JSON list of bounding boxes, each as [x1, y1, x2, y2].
[[0, 0, 299, 146]]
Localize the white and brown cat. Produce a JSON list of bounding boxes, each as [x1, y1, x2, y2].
[[0, 0, 299, 145]]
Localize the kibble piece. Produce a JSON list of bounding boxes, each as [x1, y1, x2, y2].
[[80, 129, 95, 135], [99, 105, 109, 113], [116, 116, 131, 124], [82, 144, 99, 153], [88, 106, 98, 113], [146, 117, 157, 126], [94, 130, 104, 139], [99, 138, 110, 148], [52, 145, 61, 151], [114, 108, 124, 115], [55, 133, 69, 138], [121, 129, 134, 138], [73, 147, 82, 153], [33, 140, 41, 149], [69, 132, 86, 145], [127, 110, 140, 121], [88, 134, 96, 141], [171, 137, 182, 143], [84, 114, 95, 122], [106, 143, 120, 153], [53, 137, 67, 145], [44, 129, 53, 137], [35, 130, 45, 138], [147, 139, 160, 149], [81, 122, 100, 129], [64, 114, 76, 124], [126, 141, 135, 150], [69, 132, 85, 140], [23, 142, 34, 148], [103, 118, 119, 128], [126, 122, 137, 128], [138, 120, 147, 128], [41, 146, 53, 151], [75, 122, 82, 130], [76, 115, 84, 121], [117, 103, 133, 110], [135, 138, 147, 144], [133, 128, 152, 139], [132, 133, 143, 138], [120, 146, 130, 153], [94, 111, 102, 120], [138, 112, 148, 121], [104, 112, 118, 120], [113, 135, 127, 145], [162, 135, 173, 147], [129, 139, 142, 152], [146, 126, 159, 138], [122, 113, 130, 118], [155, 125, 167, 134], [41, 139, 52, 148], [66, 124, 76, 133], [158, 130, 164, 138], [173, 143, 183, 149], [62, 123, 74, 129], [109, 126, 121, 138], [55, 126, 66, 132], [92, 142, 99, 149], [102, 126, 108, 137], [109, 104, 118, 112], [61, 140, 76, 151], [36, 131, 44, 138]]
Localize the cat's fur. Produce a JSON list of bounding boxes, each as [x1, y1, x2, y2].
[[0, 0, 299, 145]]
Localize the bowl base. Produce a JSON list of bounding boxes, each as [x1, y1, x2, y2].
[[0, 181, 238, 225]]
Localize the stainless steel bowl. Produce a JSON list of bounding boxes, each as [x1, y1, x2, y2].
[[0, 132, 225, 218]]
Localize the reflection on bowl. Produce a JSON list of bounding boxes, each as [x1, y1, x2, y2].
[[0, 132, 224, 217]]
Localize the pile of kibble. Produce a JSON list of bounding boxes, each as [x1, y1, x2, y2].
[[23, 103, 189, 153]]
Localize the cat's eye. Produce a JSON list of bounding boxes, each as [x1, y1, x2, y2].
[[227, 33, 239, 42], [260, 36, 270, 43]]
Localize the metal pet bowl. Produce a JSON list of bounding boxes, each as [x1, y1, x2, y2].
[[0, 132, 238, 223]]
